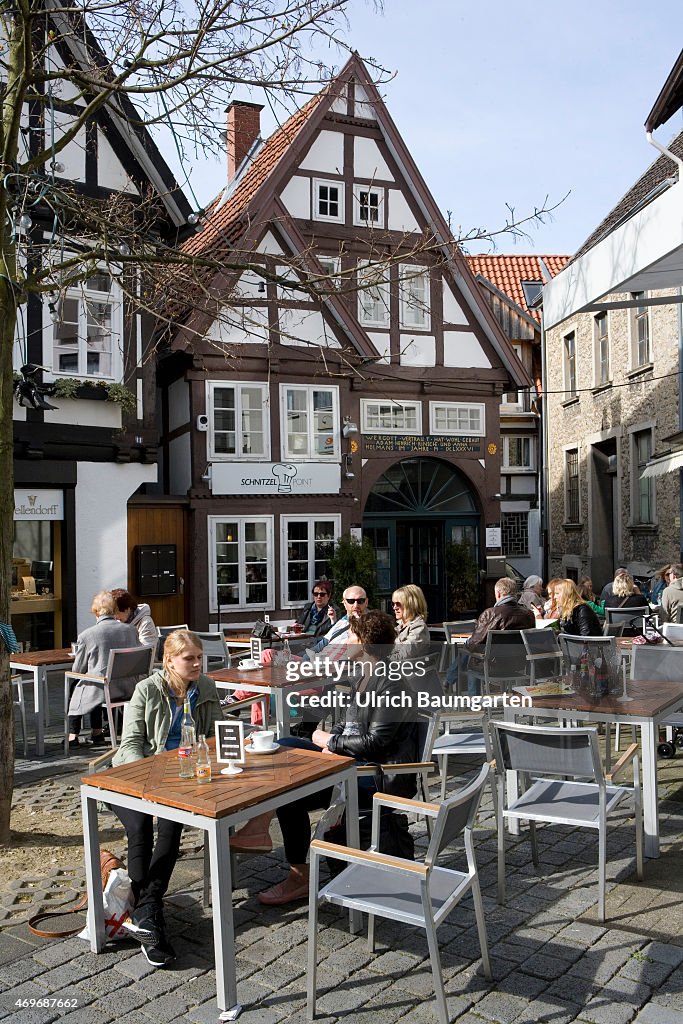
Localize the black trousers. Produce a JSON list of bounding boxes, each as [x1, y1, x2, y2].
[[68, 707, 103, 735], [114, 805, 183, 913]]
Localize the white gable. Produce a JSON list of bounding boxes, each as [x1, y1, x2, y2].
[[98, 131, 138, 194], [366, 332, 391, 363], [53, 109, 86, 182], [443, 331, 491, 368], [280, 175, 310, 219], [257, 231, 285, 255], [206, 305, 269, 345], [399, 334, 436, 367], [442, 283, 469, 326], [354, 137, 393, 182], [300, 130, 344, 175], [330, 84, 348, 115], [354, 82, 376, 120], [233, 268, 268, 300], [278, 307, 340, 348], [387, 190, 419, 233]]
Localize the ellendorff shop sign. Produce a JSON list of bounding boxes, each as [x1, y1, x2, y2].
[[14, 489, 64, 520]]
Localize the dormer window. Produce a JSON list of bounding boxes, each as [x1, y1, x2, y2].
[[313, 179, 343, 222]]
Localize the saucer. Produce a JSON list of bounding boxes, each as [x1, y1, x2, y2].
[[238, 660, 260, 671], [247, 742, 280, 755]]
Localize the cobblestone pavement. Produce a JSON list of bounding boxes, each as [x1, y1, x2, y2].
[[7, 689, 683, 1024]]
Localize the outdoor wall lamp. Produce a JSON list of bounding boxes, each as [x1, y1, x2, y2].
[[343, 454, 355, 480], [201, 464, 212, 483], [342, 416, 359, 438]]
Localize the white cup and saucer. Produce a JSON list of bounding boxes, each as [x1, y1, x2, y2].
[[238, 658, 260, 671], [248, 730, 278, 754]]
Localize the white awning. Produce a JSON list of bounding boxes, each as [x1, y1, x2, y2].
[[641, 450, 683, 478]]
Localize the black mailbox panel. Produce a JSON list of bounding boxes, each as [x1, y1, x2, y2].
[[135, 544, 177, 596]]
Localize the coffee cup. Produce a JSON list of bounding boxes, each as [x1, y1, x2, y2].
[[292, 623, 302, 634], [251, 730, 275, 751]]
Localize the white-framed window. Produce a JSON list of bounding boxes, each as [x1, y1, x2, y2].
[[316, 255, 341, 289], [357, 260, 390, 327], [563, 330, 577, 398], [281, 384, 339, 460], [50, 270, 122, 379], [399, 265, 430, 330], [361, 400, 421, 434], [503, 435, 534, 470], [352, 185, 384, 227], [631, 292, 651, 367], [281, 515, 341, 606], [429, 402, 485, 436], [209, 515, 273, 611], [632, 428, 655, 524], [594, 312, 610, 386], [207, 381, 269, 460], [565, 448, 580, 523], [313, 178, 344, 223]]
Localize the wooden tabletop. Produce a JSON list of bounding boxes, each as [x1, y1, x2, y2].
[[210, 665, 325, 689], [83, 743, 353, 818], [525, 677, 683, 718], [224, 632, 313, 644], [617, 637, 683, 652], [10, 648, 73, 667]]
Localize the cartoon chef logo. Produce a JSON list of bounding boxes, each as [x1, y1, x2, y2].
[[272, 463, 297, 493]]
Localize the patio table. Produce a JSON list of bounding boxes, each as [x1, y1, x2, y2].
[[10, 647, 74, 755], [81, 743, 358, 1017], [209, 663, 328, 738], [503, 677, 683, 857]]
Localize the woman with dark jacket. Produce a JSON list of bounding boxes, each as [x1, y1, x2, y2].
[[296, 579, 340, 638], [230, 610, 418, 904], [603, 572, 647, 609], [556, 579, 603, 637]]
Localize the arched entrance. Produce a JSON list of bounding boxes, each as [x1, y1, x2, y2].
[[363, 457, 481, 623]]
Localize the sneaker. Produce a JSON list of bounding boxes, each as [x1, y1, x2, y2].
[[122, 910, 159, 946], [68, 738, 81, 750], [141, 933, 176, 968]]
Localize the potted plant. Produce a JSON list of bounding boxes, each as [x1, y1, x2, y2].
[[445, 540, 480, 617], [327, 534, 378, 609]]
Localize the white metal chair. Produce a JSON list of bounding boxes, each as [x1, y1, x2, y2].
[[468, 630, 528, 695], [661, 622, 683, 642], [603, 622, 626, 637], [490, 720, 643, 922], [193, 630, 231, 673], [13, 675, 29, 757], [520, 628, 564, 684], [307, 763, 492, 1024], [629, 645, 683, 758], [64, 645, 155, 754]]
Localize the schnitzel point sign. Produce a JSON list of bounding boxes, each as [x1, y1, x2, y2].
[[210, 462, 341, 495]]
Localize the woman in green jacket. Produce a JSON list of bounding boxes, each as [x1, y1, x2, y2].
[[115, 630, 222, 968]]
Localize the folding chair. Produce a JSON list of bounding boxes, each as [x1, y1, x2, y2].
[[64, 645, 155, 754], [490, 720, 643, 922], [307, 763, 492, 1024], [604, 606, 650, 635]]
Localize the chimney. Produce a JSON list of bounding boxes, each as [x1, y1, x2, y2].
[[226, 100, 264, 182]]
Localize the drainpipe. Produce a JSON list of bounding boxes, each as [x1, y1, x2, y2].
[[645, 132, 683, 175]]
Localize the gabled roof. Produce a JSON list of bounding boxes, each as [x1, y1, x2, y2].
[[182, 95, 321, 256], [466, 255, 569, 322], [181, 54, 531, 388], [646, 48, 683, 132], [572, 131, 683, 262]]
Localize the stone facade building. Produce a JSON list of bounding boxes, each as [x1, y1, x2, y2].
[[544, 133, 683, 589]]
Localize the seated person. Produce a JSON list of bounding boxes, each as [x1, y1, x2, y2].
[[556, 579, 603, 636], [519, 575, 545, 618], [296, 579, 340, 638], [117, 630, 223, 967], [577, 577, 604, 617], [111, 588, 158, 648], [67, 591, 139, 749], [603, 571, 647, 612], [392, 584, 430, 651], [462, 577, 535, 694], [230, 609, 418, 904]]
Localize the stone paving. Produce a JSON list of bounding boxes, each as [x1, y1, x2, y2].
[[6, 689, 683, 1024]]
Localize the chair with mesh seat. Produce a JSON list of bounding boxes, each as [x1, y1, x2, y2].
[[603, 622, 626, 637], [604, 606, 650, 635], [307, 763, 492, 1024], [490, 720, 643, 922], [64, 645, 155, 754], [466, 630, 528, 696], [193, 630, 231, 673], [156, 624, 189, 661], [629, 645, 683, 758], [520, 628, 563, 684]]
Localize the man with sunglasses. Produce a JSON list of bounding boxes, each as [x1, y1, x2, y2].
[[305, 586, 368, 656]]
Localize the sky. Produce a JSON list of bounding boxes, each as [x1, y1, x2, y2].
[[170, 0, 683, 258]]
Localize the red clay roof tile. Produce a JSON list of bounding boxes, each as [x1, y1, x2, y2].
[[465, 254, 570, 321]]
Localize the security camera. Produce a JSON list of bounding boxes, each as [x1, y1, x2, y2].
[[196, 414, 209, 432]]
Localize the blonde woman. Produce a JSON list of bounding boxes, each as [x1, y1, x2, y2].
[[543, 578, 563, 619], [556, 579, 602, 637], [392, 584, 430, 647], [114, 630, 223, 968]]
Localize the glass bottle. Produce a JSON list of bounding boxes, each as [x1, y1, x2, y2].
[[282, 639, 291, 662], [195, 734, 212, 783], [579, 644, 591, 694], [178, 698, 196, 778]]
